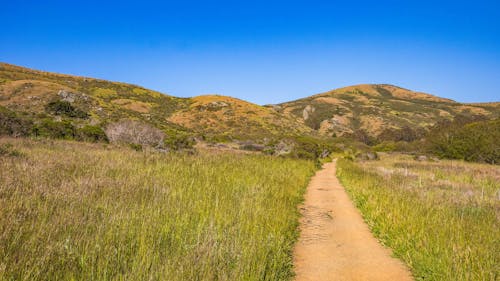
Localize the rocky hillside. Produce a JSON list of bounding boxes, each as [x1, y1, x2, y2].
[[274, 84, 500, 138]]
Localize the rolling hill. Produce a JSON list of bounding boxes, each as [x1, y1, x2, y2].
[[274, 84, 500, 138], [0, 62, 310, 140], [1, 62, 499, 143]]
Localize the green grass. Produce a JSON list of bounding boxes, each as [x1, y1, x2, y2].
[[337, 155, 500, 280], [0, 138, 316, 280]]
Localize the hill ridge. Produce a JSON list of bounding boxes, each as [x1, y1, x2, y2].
[[1, 62, 499, 141]]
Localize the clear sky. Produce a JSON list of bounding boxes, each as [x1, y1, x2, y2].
[[1, 0, 499, 104]]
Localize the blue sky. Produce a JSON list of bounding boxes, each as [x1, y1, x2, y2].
[[1, 0, 499, 104]]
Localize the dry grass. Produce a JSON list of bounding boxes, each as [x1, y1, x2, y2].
[[337, 154, 500, 280], [0, 138, 316, 280]]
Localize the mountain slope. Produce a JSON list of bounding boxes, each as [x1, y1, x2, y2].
[[1, 63, 498, 142], [0, 63, 311, 139], [0, 62, 190, 133], [274, 84, 499, 138], [168, 95, 312, 139]]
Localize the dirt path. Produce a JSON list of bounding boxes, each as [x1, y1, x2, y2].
[[293, 161, 413, 281]]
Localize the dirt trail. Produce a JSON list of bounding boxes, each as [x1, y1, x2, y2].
[[293, 161, 413, 281]]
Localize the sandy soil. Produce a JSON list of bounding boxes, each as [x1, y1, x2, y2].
[[293, 161, 413, 281]]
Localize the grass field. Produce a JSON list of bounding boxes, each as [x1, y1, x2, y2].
[[0, 138, 316, 281], [337, 154, 500, 280]]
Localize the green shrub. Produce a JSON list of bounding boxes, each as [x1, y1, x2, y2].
[[76, 125, 108, 143], [373, 141, 397, 152], [288, 136, 338, 160], [427, 119, 500, 164], [0, 106, 33, 137], [164, 132, 196, 150], [45, 100, 89, 119], [32, 119, 76, 139]]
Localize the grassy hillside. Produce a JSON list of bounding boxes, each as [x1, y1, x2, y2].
[[0, 138, 316, 280], [337, 155, 499, 280], [0, 63, 311, 141], [0, 63, 190, 133], [168, 95, 312, 140], [276, 84, 500, 138], [2, 62, 499, 149]]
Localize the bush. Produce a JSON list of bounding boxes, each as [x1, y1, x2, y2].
[[45, 100, 88, 119], [164, 132, 196, 150], [32, 119, 76, 139], [105, 120, 165, 148], [76, 125, 108, 143], [0, 106, 33, 137], [427, 119, 500, 164], [288, 136, 337, 160], [345, 129, 377, 146], [377, 126, 424, 142]]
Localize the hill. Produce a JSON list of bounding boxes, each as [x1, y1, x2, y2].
[[0, 62, 310, 140], [274, 84, 500, 139], [0, 63, 190, 132], [168, 95, 312, 140], [1, 62, 499, 145]]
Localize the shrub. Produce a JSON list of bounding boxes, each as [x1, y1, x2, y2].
[[345, 129, 377, 145], [377, 126, 424, 142], [76, 125, 108, 143], [164, 132, 196, 150], [0, 106, 33, 137], [32, 119, 76, 139], [427, 118, 500, 164], [288, 136, 337, 160], [105, 120, 165, 148], [45, 100, 89, 119]]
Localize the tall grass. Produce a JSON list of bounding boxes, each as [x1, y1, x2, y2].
[[0, 138, 316, 280], [337, 155, 499, 280]]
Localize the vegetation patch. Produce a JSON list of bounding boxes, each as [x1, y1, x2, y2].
[[45, 100, 89, 119], [427, 118, 499, 164], [0, 139, 316, 280]]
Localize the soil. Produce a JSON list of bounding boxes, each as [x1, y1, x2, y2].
[[293, 161, 413, 281]]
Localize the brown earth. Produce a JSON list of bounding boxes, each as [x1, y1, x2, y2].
[[293, 161, 413, 281]]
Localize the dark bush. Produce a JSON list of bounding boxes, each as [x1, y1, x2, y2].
[[76, 125, 108, 142], [45, 100, 89, 119], [345, 129, 376, 145], [427, 118, 500, 164], [32, 119, 76, 139], [288, 136, 338, 160], [164, 133, 196, 150], [0, 106, 33, 137], [377, 126, 424, 142]]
